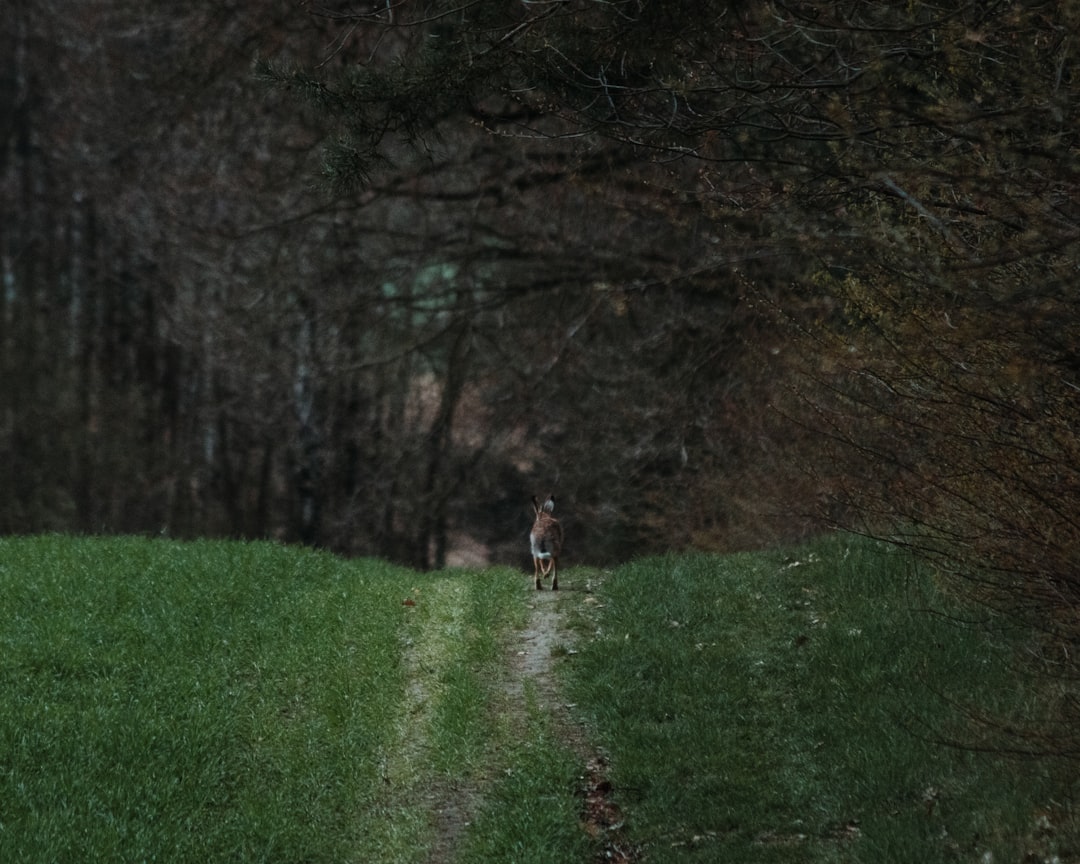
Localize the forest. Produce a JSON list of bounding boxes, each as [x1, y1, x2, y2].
[[4, 0, 1079, 670]]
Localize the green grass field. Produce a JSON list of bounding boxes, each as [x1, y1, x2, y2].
[[0, 534, 1076, 862], [566, 537, 1080, 863], [0, 536, 581, 863]]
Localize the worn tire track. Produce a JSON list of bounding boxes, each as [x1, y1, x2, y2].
[[502, 584, 639, 864], [410, 576, 638, 864]]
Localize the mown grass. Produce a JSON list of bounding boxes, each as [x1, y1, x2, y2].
[[457, 681, 593, 864], [565, 534, 1080, 863], [0, 535, 534, 863], [6, 533, 1077, 864]]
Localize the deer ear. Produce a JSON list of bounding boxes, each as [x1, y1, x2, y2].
[[544, 495, 556, 513]]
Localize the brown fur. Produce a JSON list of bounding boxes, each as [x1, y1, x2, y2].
[[530, 495, 564, 590]]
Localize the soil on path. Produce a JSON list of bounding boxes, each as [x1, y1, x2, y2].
[[505, 586, 638, 864], [421, 579, 638, 864]]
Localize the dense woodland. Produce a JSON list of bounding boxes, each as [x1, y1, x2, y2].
[[2, 0, 803, 565], [5, 0, 1080, 702]]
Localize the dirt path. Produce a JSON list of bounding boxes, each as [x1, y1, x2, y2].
[[416, 579, 637, 864], [507, 590, 578, 723], [504, 586, 638, 864]]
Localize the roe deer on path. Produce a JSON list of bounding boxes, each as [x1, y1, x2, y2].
[[530, 494, 563, 590]]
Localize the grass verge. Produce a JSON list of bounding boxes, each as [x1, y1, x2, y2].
[[0, 536, 526, 863], [564, 534, 1080, 863], [8, 532, 1074, 863]]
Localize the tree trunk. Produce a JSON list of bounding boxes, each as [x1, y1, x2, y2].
[[417, 321, 471, 569]]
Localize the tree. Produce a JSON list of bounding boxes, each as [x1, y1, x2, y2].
[[3, 0, 816, 564], [263, 0, 1080, 751]]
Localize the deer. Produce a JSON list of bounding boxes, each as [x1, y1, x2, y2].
[[530, 494, 564, 590]]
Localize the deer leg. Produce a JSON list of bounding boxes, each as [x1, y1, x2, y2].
[[534, 556, 542, 590]]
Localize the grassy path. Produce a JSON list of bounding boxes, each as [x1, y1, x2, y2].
[[366, 578, 478, 861], [447, 580, 600, 863], [3, 535, 1076, 862], [508, 586, 636, 863]]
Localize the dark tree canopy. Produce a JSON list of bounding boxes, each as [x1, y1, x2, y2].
[[0, 0, 1077, 756], [259, 0, 1080, 753], [6, 0, 1080, 707]]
